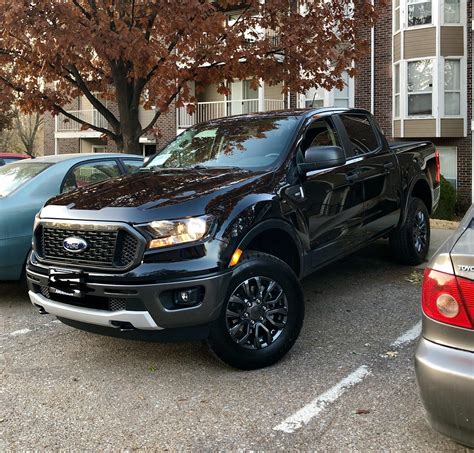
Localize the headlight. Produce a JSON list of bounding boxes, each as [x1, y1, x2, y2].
[[146, 215, 212, 249]]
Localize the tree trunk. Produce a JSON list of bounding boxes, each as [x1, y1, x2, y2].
[[115, 132, 142, 155], [110, 64, 144, 156]]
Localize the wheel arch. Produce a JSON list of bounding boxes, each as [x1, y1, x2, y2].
[[401, 176, 433, 226], [236, 219, 304, 279]]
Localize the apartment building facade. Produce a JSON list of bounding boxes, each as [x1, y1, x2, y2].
[[352, 0, 472, 204], [43, 0, 472, 203]]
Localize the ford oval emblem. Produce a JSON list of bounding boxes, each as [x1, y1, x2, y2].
[[63, 237, 88, 253]]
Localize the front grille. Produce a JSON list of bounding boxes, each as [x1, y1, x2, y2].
[[108, 297, 127, 311], [33, 283, 146, 311], [40, 286, 50, 299], [36, 224, 141, 269]]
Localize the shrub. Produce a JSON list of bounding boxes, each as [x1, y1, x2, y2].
[[433, 175, 456, 220], [455, 198, 471, 218]]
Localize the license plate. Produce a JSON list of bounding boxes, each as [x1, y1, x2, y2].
[[48, 268, 85, 298], [49, 286, 84, 298]]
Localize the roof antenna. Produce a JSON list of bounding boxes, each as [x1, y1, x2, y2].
[[311, 90, 318, 108]]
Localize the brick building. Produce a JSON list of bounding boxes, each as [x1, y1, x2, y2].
[[43, 0, 472, 203], [303, 0, 472, 205], [353, 0, 472, 206]]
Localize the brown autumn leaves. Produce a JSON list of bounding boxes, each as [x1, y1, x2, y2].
[[0, 0, 378, 152]]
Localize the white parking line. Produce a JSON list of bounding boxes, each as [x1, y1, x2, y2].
[[390, 321, 422, 349], [273, 365, 371, 434], [9, 328, 32, 337], [4, 320, 61, 339]]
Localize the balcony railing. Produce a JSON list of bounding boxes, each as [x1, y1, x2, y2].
[[177, 99, 286, 129], [56, 109, 108, 132]]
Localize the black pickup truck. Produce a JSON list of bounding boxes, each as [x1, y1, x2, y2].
[[27, 108, 440, 369]]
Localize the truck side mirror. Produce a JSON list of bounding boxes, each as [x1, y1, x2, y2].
[[298, 145, 346, 174]]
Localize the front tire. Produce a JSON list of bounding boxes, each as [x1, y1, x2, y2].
[[208, 251, 304, 370], [390, 197, 430, 265]]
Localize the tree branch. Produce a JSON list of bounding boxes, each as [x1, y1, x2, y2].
[[71, 0, 92, 20], [0, 75, 116, 138], [67, 65, 120, 131]]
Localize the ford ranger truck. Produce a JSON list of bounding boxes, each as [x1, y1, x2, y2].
[[26, 108, 440, 369]]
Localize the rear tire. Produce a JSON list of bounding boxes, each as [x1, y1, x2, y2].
[[390, 197, 430, 265], [208, 251, 304, 370]]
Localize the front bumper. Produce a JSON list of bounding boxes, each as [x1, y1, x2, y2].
[[27, 264, 232, 334], [415, 337, 474, 448], [29, 290, 160, 329]]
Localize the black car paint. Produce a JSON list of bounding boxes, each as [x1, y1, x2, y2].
[[27, 108, 439, 335]]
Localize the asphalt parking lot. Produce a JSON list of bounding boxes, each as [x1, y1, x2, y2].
[[1, 229, 470, 451]]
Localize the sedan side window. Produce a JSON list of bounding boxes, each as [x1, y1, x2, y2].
[[339, 114, 380, 156], [122, 159, 143, 174], [62, 160, 121, 192]]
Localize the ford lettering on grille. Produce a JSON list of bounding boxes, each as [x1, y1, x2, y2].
[[63, 237, 88, 253]]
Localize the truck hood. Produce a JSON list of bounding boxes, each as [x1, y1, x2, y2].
[[42, 167, 272, 223]]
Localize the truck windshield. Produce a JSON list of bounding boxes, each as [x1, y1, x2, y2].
[[0, 162, 52, 197], [147, 116, 300, 170]]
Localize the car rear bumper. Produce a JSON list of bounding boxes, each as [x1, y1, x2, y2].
[[415, 337, 474, 448]]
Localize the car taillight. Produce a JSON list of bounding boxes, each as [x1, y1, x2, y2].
[[434, 148, 441, 184], [422, 268, 474, 329]]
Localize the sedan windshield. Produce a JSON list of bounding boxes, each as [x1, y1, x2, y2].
[[147, 116, 300, 170], [0, 162, 52, 197]]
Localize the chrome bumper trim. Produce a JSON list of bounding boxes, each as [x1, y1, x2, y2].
[[28, 291, 162, 331]]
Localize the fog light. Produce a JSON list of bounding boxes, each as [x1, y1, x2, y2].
[[436, 294, 459, 318], [174, 287, 201, 307]]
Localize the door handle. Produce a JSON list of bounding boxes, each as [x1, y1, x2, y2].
[[384, 161, 395, 170], [346, 172, 361, 184]]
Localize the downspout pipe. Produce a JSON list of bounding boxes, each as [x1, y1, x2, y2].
[[370, 0, 375, 114]]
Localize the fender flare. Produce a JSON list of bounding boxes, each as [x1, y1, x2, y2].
[[400, 175, 432, 225], [236, 218, 305, 278]]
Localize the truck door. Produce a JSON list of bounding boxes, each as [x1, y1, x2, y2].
[[338, 113, 401, 240], [293, 116, 365, 268]]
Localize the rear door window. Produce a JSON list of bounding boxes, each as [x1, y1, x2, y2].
[[62, 160, 121, 192], [339, 114, 380, 156]]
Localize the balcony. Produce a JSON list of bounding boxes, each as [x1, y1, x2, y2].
[[55, 109, 107, 134], [177, 98, 286, 130]]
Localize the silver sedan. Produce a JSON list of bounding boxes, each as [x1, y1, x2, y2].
[[415, 204, 474, 448]]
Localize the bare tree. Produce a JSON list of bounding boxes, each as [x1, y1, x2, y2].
[[13, 111, 43, 156]]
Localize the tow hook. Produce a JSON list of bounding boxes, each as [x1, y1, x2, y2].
[[110, 321, 135, 332], [35, 305, 48, 315]]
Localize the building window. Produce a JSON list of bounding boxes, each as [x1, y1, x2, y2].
[[444, 60, 461, 116], [407, 59, 433, 116], [305, 86, 325, 108], [407, 0, 432, 27], [334, 72, 350, 107], [304, 72, 352, 108], [394, 64, 400, 117], [394, 0, 401, 32], [438, 146, 457, 188], [444, 0, 461, 23]]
